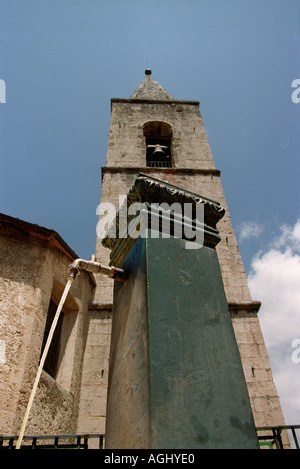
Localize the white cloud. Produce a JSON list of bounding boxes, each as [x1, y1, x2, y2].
[[238, 220, 264, 242], [248, 218, 300, 425]]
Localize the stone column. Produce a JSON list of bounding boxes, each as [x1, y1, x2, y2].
[[103, 174, 259, 449]]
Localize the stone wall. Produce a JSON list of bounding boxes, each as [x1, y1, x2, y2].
[[92, 95, 288, 438], [0, 217, 93, 436], [0, 82, 288, 446], [76, 307, 111, 435], [106, 100, 215, 170]]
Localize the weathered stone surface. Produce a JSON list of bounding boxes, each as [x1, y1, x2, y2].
[[0, 72, 287, 445], [0, 215, 93, 436], [106, 225, 258, 448], [102, 172, 225, 253], [94, 74, 287, 440], [130, 73, 175, 100]]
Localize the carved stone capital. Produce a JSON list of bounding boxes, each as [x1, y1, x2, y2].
[[102, 173, 225, 257]]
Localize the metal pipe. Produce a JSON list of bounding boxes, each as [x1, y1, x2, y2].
[[16, 277, 75, 449], [16, 257, 127, 449], [68, 258, 128, 282]]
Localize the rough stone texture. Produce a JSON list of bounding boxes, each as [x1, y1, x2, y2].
[[93, 74, 288, 442], [0, 74, 288, 446], [0, 216, 93, 436], [105, 237, 150, 449], [76, 307, 112, 435], [94, 169, 251, 305], [130, 74, 174, 101], [106, 229, 259, 449], [105, 100, 214, 170]]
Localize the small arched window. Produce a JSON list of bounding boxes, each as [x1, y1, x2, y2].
[[143, 121, 172, 168], [41, 298, 64, 378], [40, 280, 78, 384]]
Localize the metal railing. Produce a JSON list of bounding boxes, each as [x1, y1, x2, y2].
[[147, 161, 172, 168], [0, 433, 104, 449], [1, 426, 299, 449], [256, 425, 300, 449]]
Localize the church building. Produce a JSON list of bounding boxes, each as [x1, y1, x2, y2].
[[0, 70, 289, 448]]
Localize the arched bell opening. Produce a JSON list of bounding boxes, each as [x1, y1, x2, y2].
[[143, 121, 173, 168]]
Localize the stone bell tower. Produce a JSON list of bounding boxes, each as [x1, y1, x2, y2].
[[78, 69, 287, 440]]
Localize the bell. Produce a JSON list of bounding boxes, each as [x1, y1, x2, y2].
[[152, 145, 166, 158]]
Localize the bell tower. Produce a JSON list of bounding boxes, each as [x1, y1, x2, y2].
[[78, 70, 287, 440], [94, 68, 220, 303]]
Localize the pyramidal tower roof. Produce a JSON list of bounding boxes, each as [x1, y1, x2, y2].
[[130, 69, 175, 101]]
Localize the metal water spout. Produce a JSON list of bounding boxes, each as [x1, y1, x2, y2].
[[68, 257, 128, 282]]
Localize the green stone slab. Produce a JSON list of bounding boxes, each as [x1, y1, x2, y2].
[[146, 236, 258, 449]]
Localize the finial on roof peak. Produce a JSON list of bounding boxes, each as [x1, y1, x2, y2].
[[130, 69, 174, 100]]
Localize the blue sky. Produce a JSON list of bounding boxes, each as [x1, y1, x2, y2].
[[1, 0, 300, 429]]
